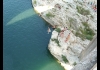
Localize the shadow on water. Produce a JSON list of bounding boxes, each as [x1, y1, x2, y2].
[[4, 0, 64, 70], [6, 8, 36, 26]]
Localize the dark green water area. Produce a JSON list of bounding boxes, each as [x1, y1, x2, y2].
[[3, 0, 64, 70]]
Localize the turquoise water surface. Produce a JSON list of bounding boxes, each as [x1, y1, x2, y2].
[[3, 0, 64, 70]]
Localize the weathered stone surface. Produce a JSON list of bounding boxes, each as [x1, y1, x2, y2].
[[91, 63, 97, 70], [70, 44, 83, 56], [71, 47, 97, 70], [32, 0, 97, 70]]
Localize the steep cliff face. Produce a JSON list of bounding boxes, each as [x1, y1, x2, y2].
[[32, 0, 97, 70], [48, 27, 97, 70], [48, 26, 89, 70], [32, 0, 97, 31]]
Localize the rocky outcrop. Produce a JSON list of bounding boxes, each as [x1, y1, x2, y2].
[[32, 0, 97, 32], [48, 26, 90, 70], [32, 0, 97, 70], [48, 27, 97, 70]]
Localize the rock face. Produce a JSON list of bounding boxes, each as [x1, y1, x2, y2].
[[32, 0, 97, 70], [71, 47, 97, 70], [48, 27, 97, 70], [32, 0, 97, 32], [48, 27, 90, 70]]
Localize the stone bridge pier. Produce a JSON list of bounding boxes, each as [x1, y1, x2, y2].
[[71, 34, 97, 70]]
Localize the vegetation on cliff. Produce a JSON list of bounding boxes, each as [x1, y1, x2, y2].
[[46, 12, 55, 18], [51, 38, 61, 47], [55, 28, 61, 33], [62, 55, 69, 63], [75, 22, 95, 40], [76, 6, 90, 15]]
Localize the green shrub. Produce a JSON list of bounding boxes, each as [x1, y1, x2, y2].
[[73, 62, 77, 66], [68, 4, 72, 8], [78, 1, 82, 5], [69, 18, 74, 23], [46, 12, 55, 18], [82, 22, 89, 27], [85, 28, 95, 35], [76, 14, 79, 17], [62, 55, 69, 63], [76, 6, 90, 15], [55, 28, 61, 33], [75, 22, 95, 40], [75, 31, 81, 36], [75, 31, 85, 40], [82, 22, 95, 36], [52, 8, 56, 12], [90, 14, 94, 19], [51, 38, 61, 47], [86, 35, 93, 40], [34, 0, 36, 4], [66, 7, 69, 9]]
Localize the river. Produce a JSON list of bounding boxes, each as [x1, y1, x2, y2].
[[3, 0, 64, 70]]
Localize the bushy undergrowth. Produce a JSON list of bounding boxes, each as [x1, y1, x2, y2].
[[51, 38, 61, 47], [76, 6, 90, 15], [46, 12, 55, 18], [73, 62, 77, 66], [75, 22, 95, 40], [62, 55, 69, 63], [55, 28, 61, 33]]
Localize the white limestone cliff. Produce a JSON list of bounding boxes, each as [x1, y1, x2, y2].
[[32, 0, 97, 70]]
